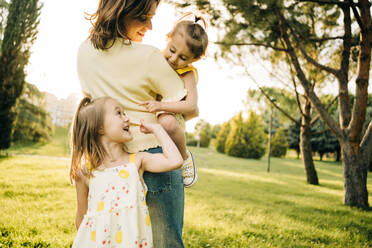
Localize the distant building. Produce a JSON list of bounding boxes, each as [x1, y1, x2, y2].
[[45, 93, 78, 127]]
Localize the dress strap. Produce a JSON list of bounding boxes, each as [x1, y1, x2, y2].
[[129, 153, 136, 163]]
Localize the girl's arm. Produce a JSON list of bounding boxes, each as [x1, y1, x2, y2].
[[74, 175, 89, 230], [137, 120, 183, 173], [140, 71, 198, 116]]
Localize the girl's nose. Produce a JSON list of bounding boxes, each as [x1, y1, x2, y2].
[[168, 55, 176, 63]]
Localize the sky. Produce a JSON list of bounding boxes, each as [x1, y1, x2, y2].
[[25, 1, 371, 132], [25, 0, 269, 132]]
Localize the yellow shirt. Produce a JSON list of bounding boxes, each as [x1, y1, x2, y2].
[[77, 39, 187, 153]]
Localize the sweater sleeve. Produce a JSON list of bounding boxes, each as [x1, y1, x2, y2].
[[146, 48, 187, 102]]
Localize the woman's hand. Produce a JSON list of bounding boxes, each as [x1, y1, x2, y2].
[[139, 119, 161, 134], [139, 100, 162, 113]]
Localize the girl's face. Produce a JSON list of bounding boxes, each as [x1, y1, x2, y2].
[[102, 99, 133, 143], [164, 32, 196, 70], [122, 2, 157, 42]]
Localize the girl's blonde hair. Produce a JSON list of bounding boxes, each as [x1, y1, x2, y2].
[[86, 0, 160, 50], [69, 96, 111, 184], [167, 13, 208, 59]]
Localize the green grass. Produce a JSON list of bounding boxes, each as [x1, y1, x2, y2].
[[0, 137, 371, 247], [6, 126, 70, 157]]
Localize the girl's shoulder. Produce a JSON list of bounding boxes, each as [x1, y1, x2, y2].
[[176, 65, 197, 75], [177, 65, 199, 84]]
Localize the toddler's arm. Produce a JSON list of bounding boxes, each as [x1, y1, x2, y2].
[[140, 71, 198, 116], [137, 120, 183, 173], [74, 175, 89, 230]]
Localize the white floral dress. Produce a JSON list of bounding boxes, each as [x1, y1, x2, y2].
[[72, 154, 152, 248]]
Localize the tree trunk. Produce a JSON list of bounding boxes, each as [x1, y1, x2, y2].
[[300, 101, 319, 185], [368, 143, 372, 172], [336, 147, 341, 162], [342, 141, 369, 209], [319, 153, 323, 161]]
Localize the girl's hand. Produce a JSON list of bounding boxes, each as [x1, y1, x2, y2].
[[139, 100, 162, 113], [139, 120, 160, 134]]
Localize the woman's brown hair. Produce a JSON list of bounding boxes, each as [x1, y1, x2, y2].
[[87, 0, 160, 50], [69, 96, 111, 184]]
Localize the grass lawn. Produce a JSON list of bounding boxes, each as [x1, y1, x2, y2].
[[0, 129, 371, 247], [6, 126, 70, 157]]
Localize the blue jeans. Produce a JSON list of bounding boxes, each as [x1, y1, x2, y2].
[[143, 147, 185, 248]]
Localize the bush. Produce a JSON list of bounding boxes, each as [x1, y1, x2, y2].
[[186, 132, 198, 147], [271, 127, 288, 157], [194, 119, 213, 148], [225, 111, 266, 159], [215, 121, 231, 153]]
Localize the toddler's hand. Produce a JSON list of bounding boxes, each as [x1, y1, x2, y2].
[[139, 100, 161, 113], [139, 120, 160, 134]]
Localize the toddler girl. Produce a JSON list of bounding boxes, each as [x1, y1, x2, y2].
[[70, 96, 183, 247], [140, 14, 208, 188]]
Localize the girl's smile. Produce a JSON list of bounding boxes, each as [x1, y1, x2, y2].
[[102, 99, 133, 142]]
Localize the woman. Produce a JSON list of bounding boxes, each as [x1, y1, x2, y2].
[[77, 0, 193, 247]]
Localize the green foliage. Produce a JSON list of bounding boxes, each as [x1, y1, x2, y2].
[[186, 132, 198, 147], [7, 126, 70, 157], [271, 127, 288, 158], [11, 83, 53, 144], [311, 120, 340, 161], [286, 124, 300, 157], [225, 112, 266, 159], [0, 0, 42, 149], [194, 119, 212, 147], [215, 121, 231, 153], [245, 87, 299, 127], [210, 124, 221, 139], [225, 113, 246, 157], [1, 149, 372, 247]]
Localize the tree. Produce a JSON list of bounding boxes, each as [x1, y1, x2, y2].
[[225, 111, 266, 159], [287, 124, 300, 158], [179, 0, 372, 209], [271, 127, 288, 158], [0, 0, 42, 149], [311, 119, 340, 161], [194, 119, 213, 148], [186, 132, 198, 147], [215, 120, 231, 153], [11, 83, 53, 143], [246, 87, 324, 184]]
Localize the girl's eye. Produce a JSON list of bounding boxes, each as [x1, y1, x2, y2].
[[117, 111, 121, 115], [170, 48, 175, 53], [180, 57, 187, 61]]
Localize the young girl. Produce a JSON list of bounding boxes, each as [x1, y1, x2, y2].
[[140, 14, 208, 188], [70, 96, 183, 247]]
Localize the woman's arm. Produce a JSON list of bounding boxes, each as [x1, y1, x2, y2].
[[137, 121, 183, 172], [140, 71, 198, 115], [74, 176, 89, 230]]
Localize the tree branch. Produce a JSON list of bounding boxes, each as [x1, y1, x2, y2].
[[360, 120, 372, 151], [348, 0, 368, 36], [277, 9, 345, 141], [287, 23, 339, 75], [311, 94, 338, 125], [309, 36, 345, 42], [296, 0, 348, 6], [347, 0, 371, 143], [213, 41, 288, 52], [289, 63, 304, 116], [238, 56, 301, 126]]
